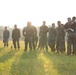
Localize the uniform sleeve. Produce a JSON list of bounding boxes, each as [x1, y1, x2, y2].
[[40, 27, 43, 32], [62, 28, 65, 37], [54, 29, 57, 37], [44, 26, 49, 33], [56, 28, 58, 37], [63, 23, 68, 29]]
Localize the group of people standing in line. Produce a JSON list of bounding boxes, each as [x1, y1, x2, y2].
[[2, 16, 76, 55]]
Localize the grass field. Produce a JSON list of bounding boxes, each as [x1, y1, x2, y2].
[[0, 41, 76, 75]]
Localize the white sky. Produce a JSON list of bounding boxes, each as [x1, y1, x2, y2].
[[0, 0, 76, 28]]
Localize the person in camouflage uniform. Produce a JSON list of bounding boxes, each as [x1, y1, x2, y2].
[[29, 22, 37, 50], [39, 21, 48, 50], [61, 24, 66, 53], [64, 17, 72, 55], [23, 22, 34, 51], [71, 17, 76, 55], [48, 23, 56, 52], [64, 17, 76, 55], [56, 21, 65, 53], [3, 27, 10, 47], [12, 25, 20, 50]]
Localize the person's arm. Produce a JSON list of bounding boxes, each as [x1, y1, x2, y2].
[[54, 29, 57, 37], [44, 26, 49, 33], [63, 22, 69, 29]]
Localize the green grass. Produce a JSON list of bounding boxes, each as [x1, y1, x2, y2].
[[0, 41, 76, 75]]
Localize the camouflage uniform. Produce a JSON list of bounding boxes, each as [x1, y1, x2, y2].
[[64, 22, 72, 55], [3, 28, 10, 47], [39, 25, 48, 50], [23, 23, 35, 51], [48, 27, 56, 52], [31, 25, 37, 50], [64, 21, 76, 55], [56, 26, 65, 53], [71, 21, 76, 55], [12, 26, 20, 50]]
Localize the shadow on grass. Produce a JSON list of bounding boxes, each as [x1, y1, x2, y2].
[[10, 51, 39, 75], [0, 50, 15, 63], [10, 50, 76, 75], [43, 51, 76, 75]]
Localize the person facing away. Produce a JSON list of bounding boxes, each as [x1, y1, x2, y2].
[[12, 25, 21, 50], [3, 27, 10, 47], [56, 21, 65, 53], [39, 21, 48, 50], [23, 22, 34, 51], [28, 22, 37, 50], [48, 23, 56, 52]]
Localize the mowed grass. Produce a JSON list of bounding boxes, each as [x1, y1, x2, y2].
[[0, 41, 76, 75]]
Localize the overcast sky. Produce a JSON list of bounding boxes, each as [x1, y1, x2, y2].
[[0, 0, 76, 28]]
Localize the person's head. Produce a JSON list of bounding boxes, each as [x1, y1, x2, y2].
[[14, 24, 17, 29], [72, 16, 76, 22], [52, 23, 55, 28], [67, 17, 71, 22], [27, 22, 31, 26], [5, 27, 7, 30], [57, 21, 61, 27], [42, 21, 46, 26]]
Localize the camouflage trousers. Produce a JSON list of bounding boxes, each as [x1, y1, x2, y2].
[[13, 39, 20, 49], [24, 38, 32, 51], [67, 37, 76, 55], [56, 38, 65, 53], [40, 37, 48, 50], [3, 38, 9, 47], [48, 40, 56, 52]]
